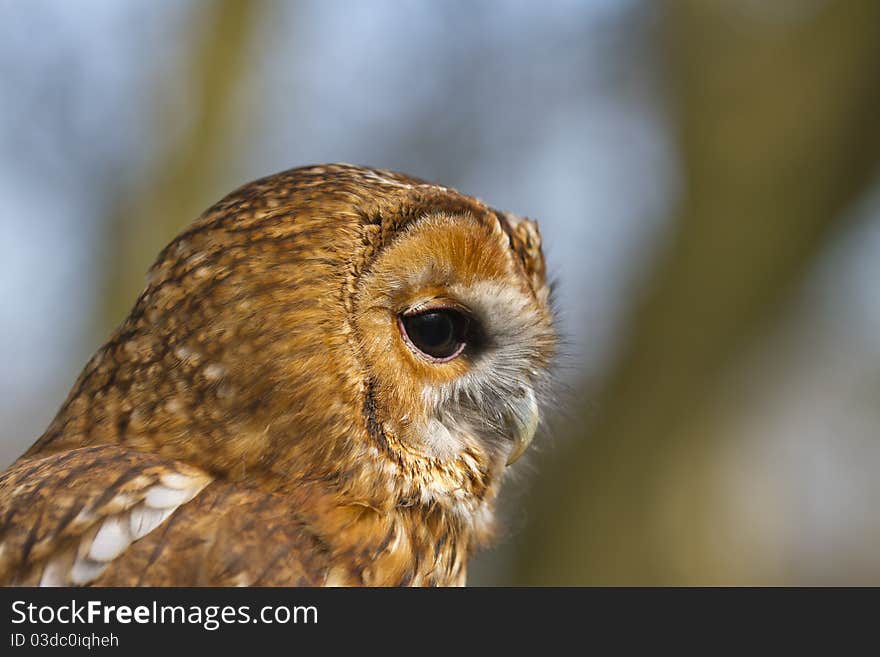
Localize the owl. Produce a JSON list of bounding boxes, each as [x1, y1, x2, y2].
[[0, 164, 556, 586]]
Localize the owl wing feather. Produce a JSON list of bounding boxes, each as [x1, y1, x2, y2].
[[0, 445, 331, 586]]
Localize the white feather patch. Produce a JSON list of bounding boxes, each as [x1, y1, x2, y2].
[[36, 467, 211, 587], [421, 418, 462, 460], [89, 515, 132, 562], [39, 561, 64, 587], [159, 471, 197, 490], [129, 503, 175, 540], [145, 484, 196, 509], [70, 557, 108, 585], [233, 573, 252, 587]]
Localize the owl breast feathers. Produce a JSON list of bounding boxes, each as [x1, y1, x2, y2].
[[0, 164, 556, 586]]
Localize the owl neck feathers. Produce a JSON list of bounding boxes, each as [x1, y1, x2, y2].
[[272, 424, 500, 586], [268, 375, 503, 565], [27, 325, 502, 582]]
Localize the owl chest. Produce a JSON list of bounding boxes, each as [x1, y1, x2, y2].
[[323, 511, 469, 587]]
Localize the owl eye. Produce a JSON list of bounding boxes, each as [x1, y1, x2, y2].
[[399, 309, 471, 362]]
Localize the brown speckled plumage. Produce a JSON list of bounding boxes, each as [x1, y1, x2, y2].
[[0, 164, 556, 586]]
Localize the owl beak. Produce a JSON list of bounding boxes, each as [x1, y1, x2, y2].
[[506, 388, 539, 466]]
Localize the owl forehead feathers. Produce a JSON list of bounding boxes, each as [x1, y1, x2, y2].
[[172, 163, 548, 299]]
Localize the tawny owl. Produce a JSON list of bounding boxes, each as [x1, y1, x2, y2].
[[0, 164, 556, 586]]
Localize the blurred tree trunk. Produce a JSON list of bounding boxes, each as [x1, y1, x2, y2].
[[98, 0, 266, 336], [516, 0, 880, 584]]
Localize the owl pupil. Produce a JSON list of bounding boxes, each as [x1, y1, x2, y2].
[[401, 309, 469, 361], [415, 312, 452, 346]]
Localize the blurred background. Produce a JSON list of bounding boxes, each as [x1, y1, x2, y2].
[[2, 0, 880, 584]]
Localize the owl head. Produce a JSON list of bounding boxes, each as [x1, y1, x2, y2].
[[36, 164, 557, 539]]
